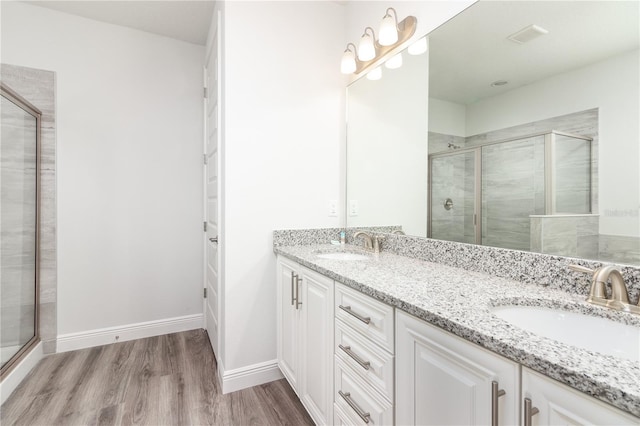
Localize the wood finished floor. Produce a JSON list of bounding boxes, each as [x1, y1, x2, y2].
[[1, 330, 314, 426]]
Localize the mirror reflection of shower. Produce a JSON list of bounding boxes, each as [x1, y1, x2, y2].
[[429, 130, 593, 254], [1, 83, 40, 377]]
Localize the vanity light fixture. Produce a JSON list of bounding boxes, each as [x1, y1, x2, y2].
[[340, 8, 417, 75], [379, 8, 399, 46], [341, 43, 357, 74], [358, 27, 377, 61], [385, 52, 403, 69], [367, 67, 382, 81], [408, 37, 428, 55]]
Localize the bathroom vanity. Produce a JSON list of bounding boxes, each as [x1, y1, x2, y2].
[[274, 235, 640, 425]]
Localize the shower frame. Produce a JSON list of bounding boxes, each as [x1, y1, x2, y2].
[[427, 130, 593, 244], [0, 83, 41, 379]]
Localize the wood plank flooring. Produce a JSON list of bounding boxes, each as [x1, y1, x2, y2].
[[1, 330, 314, 425]]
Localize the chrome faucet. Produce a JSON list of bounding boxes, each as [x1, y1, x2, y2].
[[353, 231, 373, 250], [594, 266, 630, 305], [569, 264, 638, 315], [353, 231, 384, 253]]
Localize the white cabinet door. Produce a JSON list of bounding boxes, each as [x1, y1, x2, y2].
[[300, 267, 334, 425], [396, 310, 519, 426], [277, 257, 301, 392], [522, 367, 639, 426]]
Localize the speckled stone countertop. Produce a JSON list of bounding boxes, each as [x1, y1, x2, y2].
[[274, 244, 640, 418]]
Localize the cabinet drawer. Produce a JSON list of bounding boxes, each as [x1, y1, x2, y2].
[[334, 357, 393, 426], [335, 319, 394, 401], [335, 282, 394, 353]]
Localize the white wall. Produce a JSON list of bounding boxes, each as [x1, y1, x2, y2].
[[1, 2, 205, 335], [428, 97, 466, 137], [219, 1, 345, 372], [465, 50, 640, 237]]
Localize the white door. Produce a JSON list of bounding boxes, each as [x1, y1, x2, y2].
[[277, 257, 301, 391], [204, 11, 222, 359], [396, 311, 519, 426], [522, 367, 639, 425], [300, 268, 334, 424]]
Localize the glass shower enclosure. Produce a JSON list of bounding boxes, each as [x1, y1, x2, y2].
[[1, 83, 40, 377], [428, 131, 592, 251]]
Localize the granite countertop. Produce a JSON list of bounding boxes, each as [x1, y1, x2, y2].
[[274, 244, 640, 417]]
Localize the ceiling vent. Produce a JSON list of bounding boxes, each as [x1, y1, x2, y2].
[[508, 25, 549, 44]]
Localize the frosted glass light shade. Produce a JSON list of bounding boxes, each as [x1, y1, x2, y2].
[[341, 49, 356, 74], [358, 33, 376, 61], [379, 13, 398, 46], [385, 53, 403, 69], [408, 37, 428, 55], [367, 67, 382, 80]]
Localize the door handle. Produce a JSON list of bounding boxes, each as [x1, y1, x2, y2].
[[209, 237, 218, 243]]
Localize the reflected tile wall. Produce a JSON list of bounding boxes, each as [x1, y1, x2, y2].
[[1, 63, 57, 354], [530, 215, 599, 259], [599, 234, 640, 265]]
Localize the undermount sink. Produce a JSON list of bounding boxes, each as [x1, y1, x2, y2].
[[492, 305, 640, 362], [315, 252, 370, 261]]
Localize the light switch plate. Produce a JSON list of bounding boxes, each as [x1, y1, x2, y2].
[[328, 200, 338, 217], [349, 200, 359, 216]]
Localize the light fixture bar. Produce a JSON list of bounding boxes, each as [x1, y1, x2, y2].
[[352, 15, 417, 75]]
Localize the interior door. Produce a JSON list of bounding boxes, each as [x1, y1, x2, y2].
[[204, 11, 221, 359]]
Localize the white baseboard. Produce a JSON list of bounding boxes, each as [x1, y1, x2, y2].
[[1, 342, 43, 405], [56, 314, 203, 353], [219, 358, 284, 394]]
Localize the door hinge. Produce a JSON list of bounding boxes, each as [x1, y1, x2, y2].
[[203, 153, 207, 165], [203, 221, 207, 232], [204, 87, 208, 98], [204, 288, 207, 298]]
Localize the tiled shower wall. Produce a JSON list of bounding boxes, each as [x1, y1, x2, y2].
[[1, 64, 57, 355]]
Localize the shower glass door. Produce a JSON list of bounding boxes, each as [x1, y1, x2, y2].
[[481, 135, 545, 251], [429, 150, 477, 244], [1, 85, 40, 374]]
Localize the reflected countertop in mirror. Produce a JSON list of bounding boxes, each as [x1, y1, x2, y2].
[[346, 0, 640, 266]]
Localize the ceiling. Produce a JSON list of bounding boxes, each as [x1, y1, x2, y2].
[[24, 1, 215, 45], [429, 1, 640, 105]]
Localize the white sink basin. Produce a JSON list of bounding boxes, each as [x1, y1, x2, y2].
[[492, 305, 640, 362], [316, 252, 370, 261]]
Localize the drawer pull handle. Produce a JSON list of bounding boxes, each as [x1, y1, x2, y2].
[[338, 305, 371, 324], [524, 397, 539, 426], [339, 390, 370, 423], [339, 344, 371, 370], [491, 381, 506, 426]]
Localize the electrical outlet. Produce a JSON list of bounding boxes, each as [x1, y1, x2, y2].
[[328, 200, 338, 217], [349, 200, 359, 216]]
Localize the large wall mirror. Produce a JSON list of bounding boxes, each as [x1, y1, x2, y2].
[[346, 1, 640, 266]]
